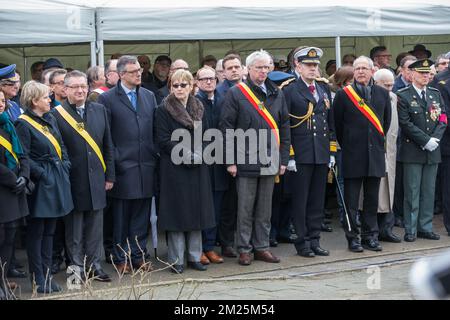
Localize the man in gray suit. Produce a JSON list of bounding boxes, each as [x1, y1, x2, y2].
[[98, 56, 158, 273]]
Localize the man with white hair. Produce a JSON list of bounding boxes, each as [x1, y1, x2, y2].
[[220, 49, 291, 266], [334, 56, 392, 253], [431, 51, 450, 88], [373, 69, 401, 243]]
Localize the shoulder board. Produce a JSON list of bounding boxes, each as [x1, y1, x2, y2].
[[315, 77, 329, 84], [439, 80, 446, 85], [279, 78, 296, 90], [396, 87, 409, 93], [428, 86, 440, 92]]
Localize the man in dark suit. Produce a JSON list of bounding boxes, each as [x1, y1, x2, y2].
[[397, 59, 447, 242], [98, 56, 158, 273], [333, 56, 391, 252], [53, 70, 115, 282], [283, 47, 336, 257]]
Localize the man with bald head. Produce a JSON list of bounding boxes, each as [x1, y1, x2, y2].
[[156, 59, 189, 104]]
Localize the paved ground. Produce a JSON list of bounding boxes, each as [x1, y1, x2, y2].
[[9, 214, 450, 300]]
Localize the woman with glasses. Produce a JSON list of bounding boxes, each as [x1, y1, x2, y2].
[[15, 81, 73, 293], [155, 69, 215, 274]]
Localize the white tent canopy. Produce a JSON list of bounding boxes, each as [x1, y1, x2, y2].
[[95, 0, 450, 41], [0, 0, 95, 45]]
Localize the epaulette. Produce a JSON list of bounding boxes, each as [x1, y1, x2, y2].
[[279, 78, 296, 90], [315, 77, 329, 84], [397, 86, 409, 93], [428, 86, 440, 92]]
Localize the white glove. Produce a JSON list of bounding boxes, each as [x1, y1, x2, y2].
[[328, 155, 336, 168], [424, 138, 440, 152], [287, 159, 297, 172]]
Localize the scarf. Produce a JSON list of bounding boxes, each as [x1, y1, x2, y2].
[[164, 94, 204, 129], [0, 112, 23, 169]]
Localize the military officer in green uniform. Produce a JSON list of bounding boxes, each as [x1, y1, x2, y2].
[[397, 58, 447, 242]]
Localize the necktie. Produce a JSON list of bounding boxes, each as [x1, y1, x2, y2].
[[421, 90, 427, 104], [260, 85, 267, 95], [308, 84, 315, 94], [128, 91, 137, 110], [76, 107, 84, 119]]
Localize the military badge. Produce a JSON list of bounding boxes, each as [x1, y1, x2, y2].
[[411, 100, 419, 107], [324, 96, 330, 109], [41, 125, 50, 135], [429, 103, 441, 121]]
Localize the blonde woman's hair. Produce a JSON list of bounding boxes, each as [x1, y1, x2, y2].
[[170, 69, 194, 87], [20, 80, 49, 110]]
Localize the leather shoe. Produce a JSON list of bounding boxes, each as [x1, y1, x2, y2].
[[404, 234, 416, 242], [7, 268, 27, 278], [205, 251, 224, 264], [200, 253, 210, 265], [188, 261, 207, 271], [7, 281, 18, 290], [171, 264, 184, 274], [379, 232, 401, 243], [51, 262, 61, 275], [269, 238, 278, 247], [116, 262, 131, 274], [394, 217, 404, 228], [222, 246, 238, 258], [133, 261, 153, 272], [238, 253, 252, 266], [321, 223, 333, 232], [91, 269, 111, 282], [297, 248, 315, 258], [348, 239, 364, 252], [254, 250, 280, 263], [362, 239, 382, 251], [417, 231, 440, 240], [311, 246, 330, 256]]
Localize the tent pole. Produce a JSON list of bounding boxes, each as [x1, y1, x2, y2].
[[98, 40, 104, 67], [90, 41, 97, 67], [335, 36, 342, 68]]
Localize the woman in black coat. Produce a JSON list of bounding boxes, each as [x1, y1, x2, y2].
[[0, 90, 29, 299], [155, 70, 215, 274], [15, 81, 73, 293]]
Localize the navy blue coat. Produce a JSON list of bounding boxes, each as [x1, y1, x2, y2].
[[437, 78, 450, 156], [15, 110, 73, 218], [52, 100, 115, 212], [98, 81, 158, 199]]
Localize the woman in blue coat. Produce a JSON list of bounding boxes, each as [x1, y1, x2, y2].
[[15, 81, 73, 293]]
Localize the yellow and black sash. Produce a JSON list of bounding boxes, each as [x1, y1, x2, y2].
[[0, 135, 19, 163], [55, 106, 106, 172], [19, 115, 62, 160], [343, 85, 384, 136]]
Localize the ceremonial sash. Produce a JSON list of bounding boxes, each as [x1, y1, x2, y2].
[[237, 83, 280, 145], [19, 115, 62, 160], [55, 106, 106, 172], [0, 135, 19, 164], [343, 85, 384, 136]]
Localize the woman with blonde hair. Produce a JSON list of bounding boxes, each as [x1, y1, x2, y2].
[[15, 81, 73, 293], [155, 69, 215, 274]]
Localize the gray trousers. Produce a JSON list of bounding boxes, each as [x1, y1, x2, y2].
[[403, 163, 438, 235], [236, 176, 275, 253], [64, 210, 103, 270], [167, 231, 202, 266]]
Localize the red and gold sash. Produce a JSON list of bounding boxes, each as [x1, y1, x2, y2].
[[343, 85, 384, 136], [237, 83, 280, 145]]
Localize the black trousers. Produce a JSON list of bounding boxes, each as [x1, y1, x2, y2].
[[0, 225, 17, 280], [393, 161, 404, 222], [270, 177, 292, 241], [377, 211, 395, 236], [26, 217, 57, 284], [440, 156, 450, 233], [52, 218, 68, 267], [111, 198, 151, 265], [218, 180, 237, 248], [103, 197, 114, 261], [290, 164, 328, 250], [344, 177, 381, 241]]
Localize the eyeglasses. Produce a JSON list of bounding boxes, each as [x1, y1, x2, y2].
[[124, 68, 143, 75], [253, 66, 270, 71], [438, 61, 449, 66], [198, 77, 216, 82], [172, 83, 189, 89], [376, 54, 392, 58], [66, 85, 88, 90], [156, 62, 171, 68], [52, 81, 65, 86]]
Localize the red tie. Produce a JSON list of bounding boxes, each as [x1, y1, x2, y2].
[[309, 84, 315, 94]]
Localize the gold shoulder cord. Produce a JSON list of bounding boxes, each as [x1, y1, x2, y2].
[[289, 102, 314, 129]]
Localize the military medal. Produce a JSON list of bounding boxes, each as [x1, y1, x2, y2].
[[41, 125, 49, 135], [411, 100, 419, 107], [429, 103, 441, 122]]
